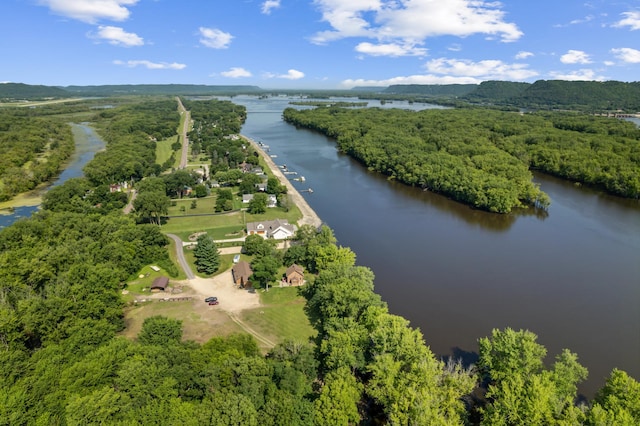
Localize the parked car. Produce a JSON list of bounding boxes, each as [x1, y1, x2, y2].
[[233, 254, 240, 263], [205, 296, 218, 303], [208, 300, 219, 306]]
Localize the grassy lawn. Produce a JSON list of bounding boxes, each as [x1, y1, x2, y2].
[[156, 136, 179, 168], [240, 286, 316, 346]]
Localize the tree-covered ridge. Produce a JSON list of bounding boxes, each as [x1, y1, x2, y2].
[[513, 80, 640, 112], [283, 107, 640, 211], [63, 84, 263, 96], [384, 83, 478, 97], [0, 111, 74, 201], [382, 80, 640, 112], [0, 82, 71, 100]]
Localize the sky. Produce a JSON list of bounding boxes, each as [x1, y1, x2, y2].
[[1, 0, 639, 89]]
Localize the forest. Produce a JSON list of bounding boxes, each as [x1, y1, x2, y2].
[[283, 106, 640, 213], [0, 96, 639, 424]]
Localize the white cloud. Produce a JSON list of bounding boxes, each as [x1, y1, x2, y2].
[[424, 57, 539, 81], [311, 0, 523, 51], [264, 69, 305, 80], [515, 51, 534, 59], [113, 60, 186, 70], [610, 47, 640, 63], [39, 0, 138, 23], [341, 74, 481, 88], [341, 56, 539, 88], [199, 27, 233, 49], [261, 0, 281, 15], [92, 26, 143, 46], [560, 50, 592, 64], [355, 42, 427, 57], [548, 69, 605, 81], [613, 11, 640, 30], [220, 67, 253, 78]]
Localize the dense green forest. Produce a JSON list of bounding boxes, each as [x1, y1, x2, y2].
[[0, 110, 74, 201], [283, 106, 640, 212], [1, 96, 639, 424]]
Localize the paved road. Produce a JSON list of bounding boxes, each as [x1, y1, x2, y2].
[[176, 97, 190, 169], [166, 233, 195, 279]]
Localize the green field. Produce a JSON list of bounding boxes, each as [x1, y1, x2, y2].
[[241, 286, 316, 345]]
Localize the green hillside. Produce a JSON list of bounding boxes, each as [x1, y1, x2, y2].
[[0, 82, 71, 100]]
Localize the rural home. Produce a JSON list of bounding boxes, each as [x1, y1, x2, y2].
[[232, 261, 253, 288], [242, 193, 277, 207], [285, 264, 304, 286], [246, 219, 296, 240], [150, 276, 169, 291]]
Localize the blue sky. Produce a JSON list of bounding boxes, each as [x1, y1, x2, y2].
[[2, 0, 639, 89]]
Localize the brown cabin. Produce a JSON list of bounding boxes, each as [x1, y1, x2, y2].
[[150, 276, 169, 291], [232, 261, 253, 288], [285, 264, 304, 286]]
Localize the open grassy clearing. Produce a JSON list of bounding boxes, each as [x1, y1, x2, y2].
[[155, 136, 180, 169], [121, 299, 245, 343], [240, 287, 316, 345]]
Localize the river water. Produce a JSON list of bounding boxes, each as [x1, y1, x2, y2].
[[232, 95, 640, 397], [0, 123, 105, 229]]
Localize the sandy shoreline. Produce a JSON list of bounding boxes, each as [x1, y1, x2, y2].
[[242, 134, 322, 229]]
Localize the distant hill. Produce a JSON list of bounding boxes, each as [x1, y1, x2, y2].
[[63, 84, 264, 96], [383, 84, 478, 97], [0, 83, 71, 100], [351, 86, 386, 92], [512, 80, 640, 111], [463, 80, 531, 102], [383, 80, 640, 112]]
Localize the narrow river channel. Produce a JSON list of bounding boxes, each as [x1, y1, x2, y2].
[[231, 95, 640, 397], [0, 123, 105, 229]]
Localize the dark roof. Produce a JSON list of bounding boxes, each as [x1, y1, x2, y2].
[[232, 261, 253, 282], [150, 276, 169, 290]]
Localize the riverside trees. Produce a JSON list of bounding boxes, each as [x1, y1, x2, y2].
[[283, 106, 640, 212]]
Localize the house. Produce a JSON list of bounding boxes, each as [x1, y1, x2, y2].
[[285, 264, 304, 286], [242, 193, 277, 207], [150, 276, 169, 291], [232, 261, 253, 288], [246, 219, 296, 240]]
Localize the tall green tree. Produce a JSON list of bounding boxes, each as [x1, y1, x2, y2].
[[193, 234, 221, 275], [133, 190, 170, 225]]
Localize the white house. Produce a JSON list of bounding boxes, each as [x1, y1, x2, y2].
[[246, 219, 296, 240]]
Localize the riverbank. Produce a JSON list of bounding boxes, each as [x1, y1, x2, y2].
[[242, 134, 322, 229], [0, 122, 99, 212]]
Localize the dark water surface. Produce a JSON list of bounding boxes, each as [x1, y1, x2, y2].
[[233, 95, 640, 397], [0, 123, 105, 229]]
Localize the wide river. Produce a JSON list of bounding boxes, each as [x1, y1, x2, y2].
[[231, 95, 639, 397]]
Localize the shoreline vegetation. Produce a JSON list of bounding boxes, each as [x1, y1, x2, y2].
[[1, 95, 638, 424], [0, 123, 97, 212], [283, 106, 640, 213]]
